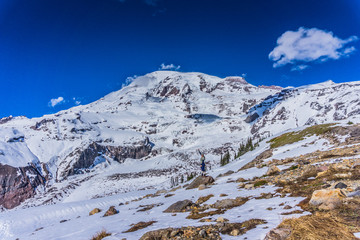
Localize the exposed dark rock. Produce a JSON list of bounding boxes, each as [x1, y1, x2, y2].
[[60, 138, 153, 179], [6, 135, 24, 143], [186, 176, 215, 190], [0, 116, 13, 124], [163, 200, 194, 213], [217, 170, 234, 178], [310, 102, 323, 111], [333, 112, 346, 121], [245, 112, 259, 123], [30, 119, 56, 130], [103, 206, 118, 217], [185, 114, 221, 123], [335, 182, 347, 189], [211, 197, 248, 209], [108, 168, 178, 181], [240, 149, 273, 170], [0, 164, 46, 209], [305, 117, 317, 126], [271, 107, 288, 122]]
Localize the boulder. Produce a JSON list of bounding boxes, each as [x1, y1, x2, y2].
[[89, 208, 101, 216], [103, 206, 118, 217], [266, 165, 280, 176], [244, 184, 254, 189], [186, 176, 214, 190], [347, 190, 360, 197], [316, 171, 328, 178], [309, 189, 346, 210], [245, 112, 259, 123], [230, 229, 240, 236], [199, 229, 207, 238], [216, 217, 227, 223], [264, 227, 291, 240], [236, 177, 246, 183], [255, 149, 273, 161], [334, 173, 352, 179], [334, 182, 348, 189], [212, 197, 248, 209], [163, 200, 194, 213]]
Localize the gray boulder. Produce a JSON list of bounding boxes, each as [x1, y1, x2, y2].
[[163, 200, 194, 213], [186, 176, 214, 190]]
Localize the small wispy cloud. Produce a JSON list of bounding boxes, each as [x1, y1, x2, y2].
[[72, 97, 81, 106], [269, 27, 358, 70], [122, 75, 137, 88], [49, 97, 64, 107], [291, 64, 309, 72], [159, 63, 181, 71]]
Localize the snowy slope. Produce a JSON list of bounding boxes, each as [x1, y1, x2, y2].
[[0, 132, 311, 240], [0, 71, 360, 210]]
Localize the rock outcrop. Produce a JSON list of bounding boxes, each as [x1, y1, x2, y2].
[[103, 206, 118, 217], [186, 176, 214, 190], [59, 139, 153, 180], [309, 189, 346, 210], [0, 164, 46, 209], [163, 200, 194, 213]]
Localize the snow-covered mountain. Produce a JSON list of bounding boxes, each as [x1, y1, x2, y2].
[[1, 71, 360, 210]]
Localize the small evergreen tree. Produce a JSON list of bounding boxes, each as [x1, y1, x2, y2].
[[187, 172, 195, 181], [235, 137, 259, 159], [180, 174, 184, 183], [220, 151, 230, 166]]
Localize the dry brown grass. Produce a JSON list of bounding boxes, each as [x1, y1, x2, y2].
[[186, 209, 225, 220], [123, 221, 157, 233], [91, 229, 111, 240], [195, 194, 214, 205], [332, 198, 360, 233], [278, 213, 356, 240], [280, 210, 304, 215], [276, 179, 325, 198]]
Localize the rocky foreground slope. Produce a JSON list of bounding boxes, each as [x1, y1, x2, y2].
[[2, 122, 360, 239]]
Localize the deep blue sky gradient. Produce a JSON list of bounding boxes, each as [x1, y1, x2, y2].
[[0, 0, 359, 118]]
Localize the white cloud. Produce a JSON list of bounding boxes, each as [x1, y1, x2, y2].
[[269, 27, 358, 69], [291, 64, 309, 72], [72, 97, 81, 105], [49, 97, 64, 107], [122, 75, 137, 88], [159, 63, 181, 71]]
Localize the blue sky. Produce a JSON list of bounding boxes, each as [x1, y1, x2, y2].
[[0, 0, 359, 118]]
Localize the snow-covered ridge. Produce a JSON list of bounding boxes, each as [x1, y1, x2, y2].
[[0, 71, 360, 210]]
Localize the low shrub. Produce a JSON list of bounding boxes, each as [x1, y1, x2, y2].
[[91, 230, 111, 240]]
